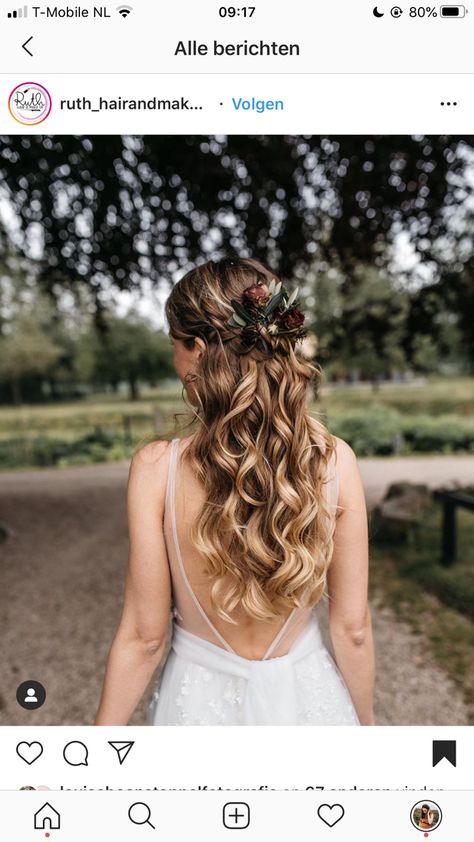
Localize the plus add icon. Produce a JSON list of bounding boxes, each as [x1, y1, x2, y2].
[[223, 802, 250, 829]]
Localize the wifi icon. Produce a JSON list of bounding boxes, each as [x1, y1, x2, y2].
[[117, 4, 132, 16]]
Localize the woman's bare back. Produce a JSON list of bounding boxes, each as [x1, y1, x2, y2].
[[164, 435, 338, 660]]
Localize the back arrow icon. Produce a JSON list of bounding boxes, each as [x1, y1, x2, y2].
[[22, 36, 33, 56]]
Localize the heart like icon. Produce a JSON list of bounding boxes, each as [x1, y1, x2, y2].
[[16, 741, 43, 765], [317, 803, 345, 827]]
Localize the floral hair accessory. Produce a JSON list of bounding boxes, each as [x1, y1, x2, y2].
[[227, 277, 307, 354]]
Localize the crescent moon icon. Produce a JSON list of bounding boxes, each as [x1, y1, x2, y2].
[[373, 6, 385, 16]]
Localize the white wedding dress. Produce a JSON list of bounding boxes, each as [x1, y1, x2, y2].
[[148, 437, 360, 726]]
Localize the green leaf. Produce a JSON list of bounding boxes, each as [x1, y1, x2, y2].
[[287, 286, 299, 307], [268, 279, 276, 294], [232, 313, 247, 327], [274, 281, 282, 295], [230, 299, 253, 324], [263, 289, 285, 317]]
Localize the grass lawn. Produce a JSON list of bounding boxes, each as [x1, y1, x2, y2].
[[0, 375, 473, 436], [0, 384, 185, 440], [373, 505, 474, 619], [321, 375, 474, 417]]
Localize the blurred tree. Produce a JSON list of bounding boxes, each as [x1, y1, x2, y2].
[[411, 334, 440, 373], [0, 135, 463, 286], [78, 313, 174, 400], [0, 315, 61, 403], [0, 134, 472, 371], [439, 266, 474, 373], [312, 266, 409, 388]]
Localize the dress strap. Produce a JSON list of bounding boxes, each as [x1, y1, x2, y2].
[[262, 607, 298, 660], [168, 437, 237, 654], [165, 438, 179, 514], [331, 450, 340, 510]]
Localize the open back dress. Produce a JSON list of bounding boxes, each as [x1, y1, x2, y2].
[[148, 437, 360, 726]]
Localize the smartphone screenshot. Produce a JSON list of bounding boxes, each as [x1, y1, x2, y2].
[[0, 1, 473, 838]]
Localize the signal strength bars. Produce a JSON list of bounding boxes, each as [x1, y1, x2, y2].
[[8, 5, 28, 17]]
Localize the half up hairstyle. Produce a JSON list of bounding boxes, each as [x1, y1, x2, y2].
[[165, 257, 337, 623]]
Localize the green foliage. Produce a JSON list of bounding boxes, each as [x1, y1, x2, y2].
[[0, 428, 132, 469], [0, 277, 64, 403], [0, 274, 174, 404], [328, 402, 474, 456], [78, 313, 175, 400], [411, 334, 442, 373], [0, 321, 61, 402], [329, 404, 402, 455], [0, 135, 458, 293], [1, 380, 473, 469], [401, 414, 474, 453], [375, 504, 474, 620], [1, 135, 474, 380], [321, 376, 474, 417], [315, 266, 409, 378]]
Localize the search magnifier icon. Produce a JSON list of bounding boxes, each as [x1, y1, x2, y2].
[[128, 802, 156, 829]]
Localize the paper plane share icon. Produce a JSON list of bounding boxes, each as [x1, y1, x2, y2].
[[108, 741, 135, 765]]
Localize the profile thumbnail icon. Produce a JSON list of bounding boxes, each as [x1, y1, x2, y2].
[[8, 82, 52, 126], [410, 800, 442, 833], [16, 680, 46, 710]]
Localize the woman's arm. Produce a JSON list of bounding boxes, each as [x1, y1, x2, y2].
[[95, 441, 172, 725], [326, 437, 375, 725]]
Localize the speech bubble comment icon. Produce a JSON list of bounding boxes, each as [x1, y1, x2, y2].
[[63, 741, 89, 767]]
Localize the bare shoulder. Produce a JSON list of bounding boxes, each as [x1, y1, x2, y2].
[[333, 435, 358, 467], [332, 436, 366, 511], [128, 439, 172, 500], [133, 439, 171, 467]]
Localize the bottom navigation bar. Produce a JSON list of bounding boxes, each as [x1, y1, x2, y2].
[[0, 789, 468, 840]]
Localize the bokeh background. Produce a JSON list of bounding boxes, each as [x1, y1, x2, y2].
[[0, 135, 473, 725]]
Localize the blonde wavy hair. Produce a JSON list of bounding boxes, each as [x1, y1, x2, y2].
[[165, 257, 337, 623]]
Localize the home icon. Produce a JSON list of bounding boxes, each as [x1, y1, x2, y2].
[[34, 802, 61, 830]]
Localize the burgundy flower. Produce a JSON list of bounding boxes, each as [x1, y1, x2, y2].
[[242, 283, 271, 306], [280, 307, 305, 330]]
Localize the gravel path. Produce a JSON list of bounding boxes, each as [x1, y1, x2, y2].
[[1, 455, 472, 726]]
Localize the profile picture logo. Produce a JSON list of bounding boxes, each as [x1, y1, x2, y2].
[[410, 800, 442, 833], [8, 82, 52, 125]]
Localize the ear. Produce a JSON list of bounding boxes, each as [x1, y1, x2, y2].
[[194, 336, 206, 359]]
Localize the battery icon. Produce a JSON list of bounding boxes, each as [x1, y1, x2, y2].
[[440, 5, 466, 15]]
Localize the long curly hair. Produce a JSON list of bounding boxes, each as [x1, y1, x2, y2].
[[165, 257, 337, 623]]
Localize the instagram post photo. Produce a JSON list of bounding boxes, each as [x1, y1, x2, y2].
[[1, 133, 473, 729]]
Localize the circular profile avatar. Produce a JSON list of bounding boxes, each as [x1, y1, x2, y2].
[[410, 800, 442, 833], [8, 82, 52, 126]]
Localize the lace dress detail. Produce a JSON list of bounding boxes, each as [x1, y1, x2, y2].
[[148, 437, 360, 726]]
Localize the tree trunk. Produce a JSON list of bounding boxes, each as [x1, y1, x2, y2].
[[128, 376, 139, 401], [48, 376, 58, 399], [12, 377, 22, 405]]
